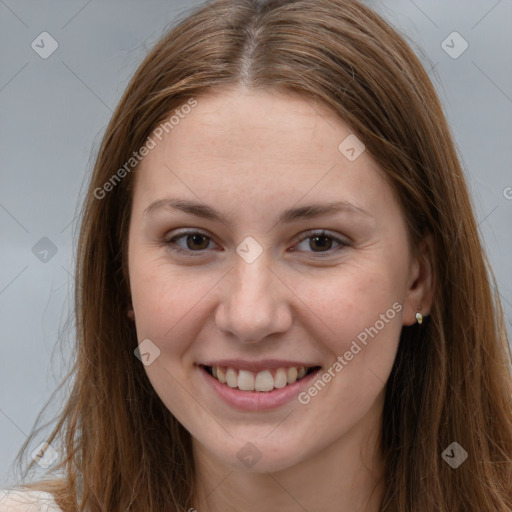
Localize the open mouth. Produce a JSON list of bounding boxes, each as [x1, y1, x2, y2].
[[200, 364, 322, 392]]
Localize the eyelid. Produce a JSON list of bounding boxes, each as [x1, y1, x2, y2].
[[163, 228, 349, 256], [165, 228, 217, 256], [293, 229, 349, 254]]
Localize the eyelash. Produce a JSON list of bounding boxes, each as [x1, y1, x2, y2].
[[163, 229, 348, 257]]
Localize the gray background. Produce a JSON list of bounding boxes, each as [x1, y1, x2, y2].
[[1, 0, 511, 488]]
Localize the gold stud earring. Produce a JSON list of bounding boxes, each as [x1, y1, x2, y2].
[[415, 306, 423, 325]]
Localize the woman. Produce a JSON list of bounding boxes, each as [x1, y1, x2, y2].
[[3, 0, 512, 510]]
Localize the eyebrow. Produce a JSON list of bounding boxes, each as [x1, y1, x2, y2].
[[143, 197, 372, 224]]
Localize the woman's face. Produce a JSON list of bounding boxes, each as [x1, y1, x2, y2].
[[127, 87, 428, 472]]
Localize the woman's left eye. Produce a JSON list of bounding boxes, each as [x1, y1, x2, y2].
[[164, 230, 347, 256], [294, 230, 347, 254]]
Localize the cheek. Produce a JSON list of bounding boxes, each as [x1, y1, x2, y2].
[[294, 270, 403, 418], [129, 254, 218, 356], [128, 257, 212, 425], [293, 262, 405, 353]]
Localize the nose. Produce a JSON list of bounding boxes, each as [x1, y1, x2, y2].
[[214, 252, 293, 344]]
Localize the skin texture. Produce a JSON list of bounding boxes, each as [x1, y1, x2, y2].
[[127, 86, 433, 512]]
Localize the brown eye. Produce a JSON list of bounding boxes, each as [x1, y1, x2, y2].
[[309, 234, 333, 252], [184, 233, 210, 250], [165, 230, 215, 255], [294, 230, 347, 255], [164, 229, 347, 257]]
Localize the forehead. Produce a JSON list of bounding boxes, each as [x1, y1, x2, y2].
[[158, 89, 347, 164], [132, 87, 393, 219]]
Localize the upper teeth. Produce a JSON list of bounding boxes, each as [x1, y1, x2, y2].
[[211, 366, 309, 392]]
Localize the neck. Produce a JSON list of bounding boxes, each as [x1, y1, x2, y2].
[[191, 392, 386, 512]]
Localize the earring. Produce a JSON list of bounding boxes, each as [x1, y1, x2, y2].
[[415, 306, 423, 325]]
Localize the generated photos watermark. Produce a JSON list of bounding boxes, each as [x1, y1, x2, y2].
[[94, 97, 198, 200], [298, 301, 403, 405]]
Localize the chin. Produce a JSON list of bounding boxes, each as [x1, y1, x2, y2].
[[194, 429, 322, 474]]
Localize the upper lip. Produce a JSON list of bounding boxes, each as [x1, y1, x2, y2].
[[199, 359, 321, 373]]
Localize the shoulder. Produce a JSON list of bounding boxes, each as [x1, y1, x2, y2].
[[0, 489, 63, 512]]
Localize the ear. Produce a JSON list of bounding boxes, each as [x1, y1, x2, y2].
[[127, 307, 136, 322], [402, 233, 435, 326]]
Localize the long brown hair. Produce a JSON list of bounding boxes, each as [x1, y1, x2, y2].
[[11, 0, 512, 510]]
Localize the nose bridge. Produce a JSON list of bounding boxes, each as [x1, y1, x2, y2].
[[215, 247, 291, 343], [233, 253, 273, 309]]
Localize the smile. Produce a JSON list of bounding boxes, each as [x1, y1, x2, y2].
[[203, 365, 320, 392]]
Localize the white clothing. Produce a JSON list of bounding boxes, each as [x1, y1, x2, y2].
[[0, 489, 63, 512]]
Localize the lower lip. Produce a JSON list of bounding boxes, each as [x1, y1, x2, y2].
[[198, 365, 322, 411]]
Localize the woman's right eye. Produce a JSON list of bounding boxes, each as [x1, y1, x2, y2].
[[164, 230, 216, 256]]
